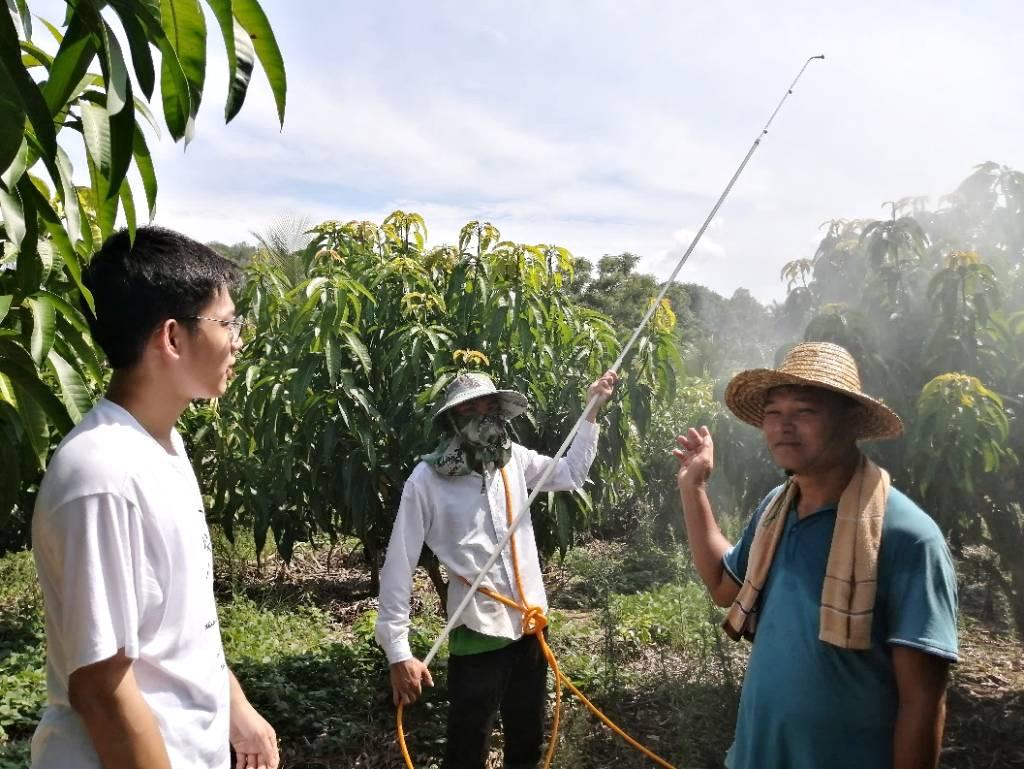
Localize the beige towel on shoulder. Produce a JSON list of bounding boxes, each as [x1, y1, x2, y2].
[[723, 455, 890, 651]]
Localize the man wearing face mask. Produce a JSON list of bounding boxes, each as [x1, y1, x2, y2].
[[375, 370, 618, 769]]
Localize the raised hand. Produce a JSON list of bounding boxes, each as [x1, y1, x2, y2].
[[585, 370, 619, 419], [673, 426, 715, 488]]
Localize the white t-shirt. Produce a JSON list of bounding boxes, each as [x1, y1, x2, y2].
[[30, 398, 231, 769]]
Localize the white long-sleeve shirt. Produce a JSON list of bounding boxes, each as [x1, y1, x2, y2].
[[375, 421, 600, 664]]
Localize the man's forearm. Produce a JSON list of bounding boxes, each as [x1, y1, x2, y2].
[[229, 669, 246, 708], [892, 699, 945, 769], [229, 668, 261, 718], [679, 482, 733, 599], [74, 668, 171, 769]]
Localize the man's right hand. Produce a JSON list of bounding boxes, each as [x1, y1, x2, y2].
[[674, 426, 714, 488], [673, 426, 738, 607], [390, 658, 434, 707]]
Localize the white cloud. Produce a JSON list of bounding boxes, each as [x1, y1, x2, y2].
[[69, 0, 1024, 306]]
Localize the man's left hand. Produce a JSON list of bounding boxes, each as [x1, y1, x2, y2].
[[230, 701, 279, 769], [586, 370, 619, 419]]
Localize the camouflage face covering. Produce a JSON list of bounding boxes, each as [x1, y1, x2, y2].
[[423, 413, 512, 477]]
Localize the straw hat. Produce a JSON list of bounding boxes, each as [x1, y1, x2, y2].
[[724, 342, 903, 440], [433, 372, 528, 422]]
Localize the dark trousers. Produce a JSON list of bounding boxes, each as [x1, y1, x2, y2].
[[444, 633, 549, 769]]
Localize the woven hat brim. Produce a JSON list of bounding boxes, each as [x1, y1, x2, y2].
[[724, 369, 903, 441], [433, 389, 528, 422]]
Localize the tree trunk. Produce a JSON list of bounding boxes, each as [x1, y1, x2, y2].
[[420, 549, 449, 618], [364, 539, 380, 595], [982, 502, 1024, 644]]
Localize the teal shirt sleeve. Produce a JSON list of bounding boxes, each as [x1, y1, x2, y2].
[[881, 492, 959, 662], [723, 486, 784, 586]]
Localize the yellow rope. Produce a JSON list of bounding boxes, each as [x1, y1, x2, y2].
[[396, 466, 678, 769]]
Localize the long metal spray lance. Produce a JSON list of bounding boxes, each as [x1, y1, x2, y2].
[[423, 54, 825, 667]]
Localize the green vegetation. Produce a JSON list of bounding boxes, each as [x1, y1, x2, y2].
[[4, 532, 1018, 768], [0, 0, 287, 552], [187, 215, 680, 581], [2, 2, 1023, 765], [775, 166, 1024, 641], [0, 550, 45, 746], [0, 533, 745, 767]]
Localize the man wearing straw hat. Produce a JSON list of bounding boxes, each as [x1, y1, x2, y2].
[[674, 342, 957, 769], [376, 369, 618, 769]]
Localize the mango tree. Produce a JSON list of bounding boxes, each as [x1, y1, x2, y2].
[[913, 373, 1023, 640], [191, 215, 683, 590], [779, 164, 1024, 639], [0, 0, 287, 551]]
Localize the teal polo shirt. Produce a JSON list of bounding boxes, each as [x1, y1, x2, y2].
[[722, 485, 959, 769]]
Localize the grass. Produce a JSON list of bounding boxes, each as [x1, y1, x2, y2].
[[0, 550, 46, 747], [0, 530, 1021, 768]]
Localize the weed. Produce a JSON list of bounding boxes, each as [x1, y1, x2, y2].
[[0, 551, 45, 744]]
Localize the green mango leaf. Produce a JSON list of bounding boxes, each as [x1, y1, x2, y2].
[[76, 87, 137, 202], [27, 295, 56, 365], [0, 7, 57, 159], [41, 10, 97, 118], [119, 178, 137, 242], [348, 387, 380, 420], [37, 15, 64, 44], [86, 153, 118, 241], [103, 46, 137, 199], [0, 162, 27, 246], [0, 295, 12, 324], [0, 339, 74, 434], [89, 17, 130, 115], [132, 124, 158, 219], [54, 146, 84, 245], [158, 48, 193, 142], [0, 69, 26, 179], [244, 363, 260, 392], [132, 92, 161, 136], [0, 413, 24, 511], [231, 0, 286, 127], [289, 356, 318, 407], [57, 315, 105, 383], [47, 349, 93, 422], [341, 328, 371, 374], [204, 0, 256, 122], [161, 0, 208, 119], [112, 0, 192, 142], [1, 134, 30, 190], [80, 101, 112, 177], [10, 379, 50, 467], [324, 334, 342, 386], [20, 177, 92, 310], [9, 0, 31, 39], [13, 175, 41, 295], [109, 3, 156, 100]]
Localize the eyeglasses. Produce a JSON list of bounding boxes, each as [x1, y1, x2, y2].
[[185, 315, 248, 342]]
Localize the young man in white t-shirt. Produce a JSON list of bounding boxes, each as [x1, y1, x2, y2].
[[30, 227, 278, 769]]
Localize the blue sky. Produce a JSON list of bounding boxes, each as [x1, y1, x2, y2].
[[31, 1, 1024, 301]]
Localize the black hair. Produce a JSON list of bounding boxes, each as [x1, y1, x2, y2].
[[82, 226, 242, 369], [764, 384, 859, 414]]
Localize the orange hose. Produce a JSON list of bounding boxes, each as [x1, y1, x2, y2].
[[395, 466, 678, 769]]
